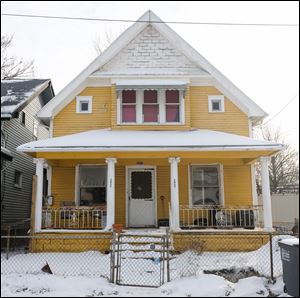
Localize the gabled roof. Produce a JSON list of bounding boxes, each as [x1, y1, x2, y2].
[[1, 79, 54, 118], [37, 10, 267, 122], [17, 128, 282, 153]]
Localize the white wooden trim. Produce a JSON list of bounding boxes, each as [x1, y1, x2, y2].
[[168, 157, 180, 230], [116, 91, 121, 125], [125, 165, 157, 228], [260, 156, 273, 231], [33, 158, 45, 232], [188, 163, 224, 207], [47, 165, 52, 196], [75, 165, 80, 206], [49, 118, 53, 138], [20, 145, 283, 153], [208, 95, 225, 113], [105, 158, 117, 230], [180, 90, 185, 124], [76, 96, 93, 113], [158, 89, 165, 123], [136, 90, 143, 124]]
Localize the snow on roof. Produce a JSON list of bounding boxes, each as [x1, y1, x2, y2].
[[17, 128, 282, 152], [1, 79, 51, 117]]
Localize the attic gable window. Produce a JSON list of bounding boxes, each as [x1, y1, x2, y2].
[[208, 95, 225, 113], [76, 96, 92, 113]]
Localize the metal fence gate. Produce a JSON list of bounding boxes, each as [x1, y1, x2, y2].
[[110, 232, 170, 287]]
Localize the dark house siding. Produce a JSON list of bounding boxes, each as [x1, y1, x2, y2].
[[1, 94, 51, 224]]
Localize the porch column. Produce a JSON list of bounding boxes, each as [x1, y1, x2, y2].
[[33, 158, 45, 232], [260, 156, 273, 231], [168, 157, 181, 231], [105, 158, 117, 230]]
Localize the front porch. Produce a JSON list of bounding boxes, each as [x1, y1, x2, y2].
[[32, 152, 273, 233]]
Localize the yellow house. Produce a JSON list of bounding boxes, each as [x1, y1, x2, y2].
[[18, 11, 282, 251]]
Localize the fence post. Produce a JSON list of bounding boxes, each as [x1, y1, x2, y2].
[[110, 231, 116, 283], [166, 228, 170, 282], [269, 233, 274, 282], [6, 226, 10, 260]]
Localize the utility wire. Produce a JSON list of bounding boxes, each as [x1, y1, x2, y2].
[[1, 13, 299, 27], [258, 92, 299, 127]]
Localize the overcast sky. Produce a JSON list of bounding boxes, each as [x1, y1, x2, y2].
[[1, 1, 299, 148]]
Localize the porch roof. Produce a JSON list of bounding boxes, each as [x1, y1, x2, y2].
[[17, 128, 283, 153]]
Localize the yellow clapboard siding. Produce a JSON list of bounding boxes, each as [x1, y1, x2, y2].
[[172, 232, 269, 252], [51, 166, 75, 207], [53, 87, 112, 137], [223, 165, 253, 206], [30, 231, 269, 252], [31, 232, 112, 253], [190, 86, 249, 136], [52, 86, 250, 137]]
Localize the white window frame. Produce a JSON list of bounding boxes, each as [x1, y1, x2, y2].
[[117, 89, 185, 125], [188, 164, 224, 207], [76, 96, 93, 113], [14, 170, 23, 188], [208, 95, 225, 113]]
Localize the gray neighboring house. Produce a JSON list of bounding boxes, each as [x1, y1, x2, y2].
[[1, 79, 55, 227]]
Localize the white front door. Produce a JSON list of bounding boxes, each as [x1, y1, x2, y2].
[[128, 168, 156, 227]]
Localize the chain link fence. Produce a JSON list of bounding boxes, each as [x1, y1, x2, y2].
[[169, 232, 298, 283], [1, 231, 298, 287], [1, 235, 111, 279]]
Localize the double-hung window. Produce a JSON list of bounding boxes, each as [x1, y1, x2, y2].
[[79, 166, 107, 206], [121, 90, 136, 123], [118, 88, 184, 125], [143, 90, 159, 123], [191, 165, 220, 206], [166, 90, 180, 122]]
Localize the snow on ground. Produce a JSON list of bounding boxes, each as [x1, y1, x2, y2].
[[1, 235, 296, 296], [1, 274, 290, 297]]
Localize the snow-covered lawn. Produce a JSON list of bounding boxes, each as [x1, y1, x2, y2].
[[1, 274, 291, 297], [1, 234, 295, 296]]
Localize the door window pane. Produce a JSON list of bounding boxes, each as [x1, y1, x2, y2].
[[131, 171, 152, 199]]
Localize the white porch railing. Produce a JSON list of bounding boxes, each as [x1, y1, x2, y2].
[[179, 205, 263, 229], [42, 207, 107, 230]]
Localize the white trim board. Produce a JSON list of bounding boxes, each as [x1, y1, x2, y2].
[[37, 11, 267, 121]]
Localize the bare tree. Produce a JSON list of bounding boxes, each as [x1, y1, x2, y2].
[[1, 34, 34, 80], [93, 29, 115, 56], [255, 125, 299, 193]]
